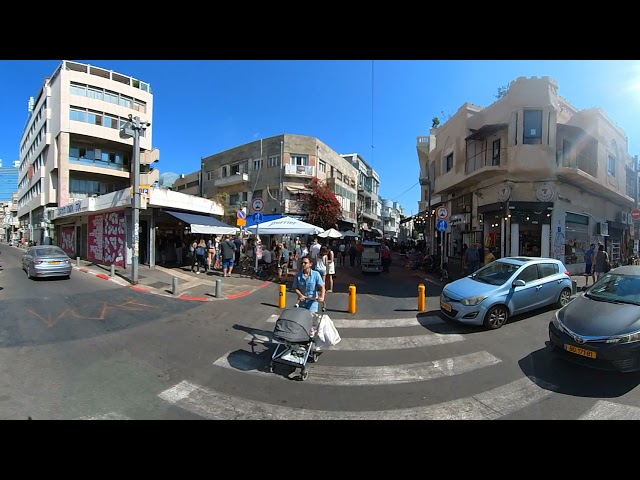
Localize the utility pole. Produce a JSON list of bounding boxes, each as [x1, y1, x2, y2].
[[120, 115, 150, 285]]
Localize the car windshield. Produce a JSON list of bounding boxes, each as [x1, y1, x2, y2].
[[34, 247, 67, 258], [585, 274, 640, 305], [470, 261, 520, 286]]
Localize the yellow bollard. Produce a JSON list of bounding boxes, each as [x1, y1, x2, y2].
[[349, 284, 357, 314], [418, 284, 426, 312], [279, 283, 287, 309]]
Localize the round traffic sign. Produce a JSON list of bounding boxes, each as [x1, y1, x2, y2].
[[436, 206, 449, 220], [237, 210, 246, 219], [252, 197, 264, 212], [436, 219, 449, 231], [252, 212, 264, 223], [632, 209, 640, 221]]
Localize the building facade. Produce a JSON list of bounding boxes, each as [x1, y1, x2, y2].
[[16, 60, 159, 246], [174, 134, 360, 231], [380, 198, 404, 241], [341, 153, 381, 234], [0, 160, 19, 203], [417, 76, 636, 274], [1, 193, 19, 243]]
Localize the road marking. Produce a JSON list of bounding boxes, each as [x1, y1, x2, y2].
[[158, 376, 551, 420], [212, 350, 500, 385], [76, 412, 131, 420], [244, 331, 465, 350], [265, 314, 444, 329], [579, 400, 640, 420]]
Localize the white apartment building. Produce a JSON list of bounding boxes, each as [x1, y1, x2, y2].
[[380, 198, 404, 241], [340, 153, 382, 235], [17, 60, 159, 246], [417, 76, 636, 274]]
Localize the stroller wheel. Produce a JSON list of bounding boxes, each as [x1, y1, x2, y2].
[[300, 370, 309, 381], [312, 352, 320, 363]]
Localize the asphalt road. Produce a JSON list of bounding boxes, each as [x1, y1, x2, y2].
[[2, 245, 640, 420]]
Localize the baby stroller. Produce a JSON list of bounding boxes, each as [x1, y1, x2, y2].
[[269, 302, 323, 381]]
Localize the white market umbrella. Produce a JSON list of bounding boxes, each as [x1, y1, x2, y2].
[[341, 230, 359, 237], [318, 228, 343, 239], [245, 216, 325, 235]]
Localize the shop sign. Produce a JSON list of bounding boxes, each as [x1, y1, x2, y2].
[[497, 184, 511, 202], [536, 184, 555, 202]]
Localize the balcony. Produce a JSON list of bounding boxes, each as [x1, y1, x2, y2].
[[284, 199, 306, 215], [214, 172, 249, 187], [342, 211, 357, 222], [285, 164, 315, 177]]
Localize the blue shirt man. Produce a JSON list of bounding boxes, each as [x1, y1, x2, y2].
[[293, 256, 325, 312]]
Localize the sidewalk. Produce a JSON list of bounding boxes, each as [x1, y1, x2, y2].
[[71, 258, 276, 301]]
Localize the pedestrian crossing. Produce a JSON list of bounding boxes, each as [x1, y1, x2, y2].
[[77, 312, 640, 420]]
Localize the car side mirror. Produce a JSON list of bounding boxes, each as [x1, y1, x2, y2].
[[513, 279, 525, 287]]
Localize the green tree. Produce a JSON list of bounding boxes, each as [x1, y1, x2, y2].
[[495, 84, 510, 99], [302, 178, 342, 230]]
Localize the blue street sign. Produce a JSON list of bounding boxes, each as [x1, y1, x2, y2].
[[436, 219, 449, 232], [252, 212, 264, 223], [237, 210, 246, 219]]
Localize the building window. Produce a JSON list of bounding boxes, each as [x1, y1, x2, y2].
[[87, 111, 102, 126], [230, 164, 241, 175], [523, 109, 543, 145], [445, 153, 453, 172], [242, 192, 249, 202], [319, 160, 326, 173], [608, 155, 616, 176], [229, 193, 239, 205], [104, 90, 119, 104], [253, 158, 263, 170], [268, 155, 281, 168], [207, 171, 215, 181], [291, 155, 308, 166], [492, 139, 501, 166], [253, 189, 263, 200], [87, 87, 103, 101], [70, 83, 87, 97], [626, 167, 635, 197], [70, 108, 87, 123]]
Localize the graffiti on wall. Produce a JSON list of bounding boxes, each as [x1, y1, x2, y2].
[[60, 228, 75, 256], [88, 211, 126, 266]]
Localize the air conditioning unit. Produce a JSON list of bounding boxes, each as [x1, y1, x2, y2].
[[620, 212, 629, 224]]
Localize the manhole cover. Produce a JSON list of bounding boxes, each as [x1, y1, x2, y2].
[[147, 281, 171, 289]]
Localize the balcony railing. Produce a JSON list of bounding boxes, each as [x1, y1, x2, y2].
[[214, 172, 249, 187], [285, 164, 315, 177], [465, 147, 507, 174]]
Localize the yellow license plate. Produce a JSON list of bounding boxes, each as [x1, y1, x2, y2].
[[565, 344, 597, 359], [440, 301, 452, 312], [49, 261, 60, 265]]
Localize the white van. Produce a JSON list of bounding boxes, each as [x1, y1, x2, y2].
[[361, 241, 382, 273]]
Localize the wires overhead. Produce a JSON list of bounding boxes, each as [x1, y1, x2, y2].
[[388, 181, 420, 202]]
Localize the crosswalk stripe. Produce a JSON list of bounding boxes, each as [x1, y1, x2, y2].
[[76, 412, 131, 420], [158, 376, 552, 420], [265, 314, 444, 329], [212, 350, 500, 385], [578, 400, 640, 420], [243, 331, 465, 350]]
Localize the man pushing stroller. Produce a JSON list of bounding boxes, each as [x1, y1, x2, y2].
[[292, 254, 325, 312]]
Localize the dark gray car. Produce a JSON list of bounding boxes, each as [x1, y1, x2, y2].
[[549, 265, 640, 372]]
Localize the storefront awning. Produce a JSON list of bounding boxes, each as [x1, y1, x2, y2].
[[165, 210, 237, 235], [286, 185, 312, 194]]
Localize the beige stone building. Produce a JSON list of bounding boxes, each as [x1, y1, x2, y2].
[[16, 60, 159, 245], [417, 76, 636, 274], [174, 134, 360, 231]]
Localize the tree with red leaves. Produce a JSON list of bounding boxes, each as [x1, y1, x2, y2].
[[302, 177, 343, 230]]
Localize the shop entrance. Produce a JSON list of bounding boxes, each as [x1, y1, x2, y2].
[[520, 223, 542, 256]]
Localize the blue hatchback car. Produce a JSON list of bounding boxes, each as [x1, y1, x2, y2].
[[440, 257, 572, 330]]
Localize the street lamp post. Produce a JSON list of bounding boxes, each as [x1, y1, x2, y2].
[[120, 115, 150, 285]]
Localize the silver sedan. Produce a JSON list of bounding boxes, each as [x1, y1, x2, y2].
[[22, 245, 73, 279]]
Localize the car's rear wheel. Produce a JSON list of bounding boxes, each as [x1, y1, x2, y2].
[[556, 288, 572, 308], [483, 305, 509, 330]]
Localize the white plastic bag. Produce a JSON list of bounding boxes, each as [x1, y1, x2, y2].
[[317, 314, 341, 347]]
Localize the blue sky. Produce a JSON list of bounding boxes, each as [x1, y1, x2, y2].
[[2, 60, 640, 216]]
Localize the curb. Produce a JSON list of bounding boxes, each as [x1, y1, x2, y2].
[[72, 265, 272, 301]]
